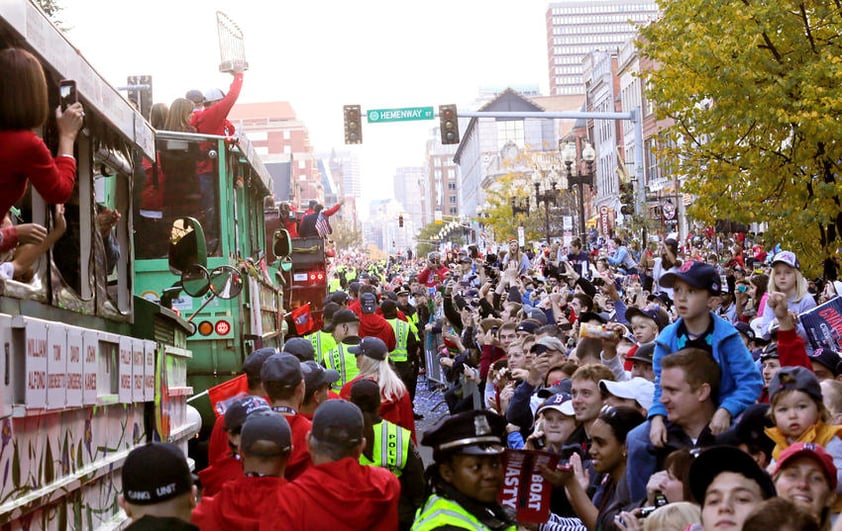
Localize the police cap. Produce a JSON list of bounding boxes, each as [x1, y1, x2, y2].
[[421, 410, 506, 457]]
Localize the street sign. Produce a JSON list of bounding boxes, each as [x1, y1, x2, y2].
[[367, 106, 434, 123]]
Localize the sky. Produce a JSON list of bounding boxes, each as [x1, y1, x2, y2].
[[60, 0, 550, 207]]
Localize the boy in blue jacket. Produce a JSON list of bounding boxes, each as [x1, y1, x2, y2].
[[624, 260, 763, 502]]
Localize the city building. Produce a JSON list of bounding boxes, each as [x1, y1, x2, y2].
[[546, 0, 659, 96], [393, 166, 425, 230]]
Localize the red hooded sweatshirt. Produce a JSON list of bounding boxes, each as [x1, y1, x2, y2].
[[259, 457, 400, 531], [357, 313, 397, 351], [192, 475, 286, 531], [197, 454, 242, 497]]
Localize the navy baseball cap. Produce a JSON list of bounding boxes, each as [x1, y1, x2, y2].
[[660, 261, 721, 293]]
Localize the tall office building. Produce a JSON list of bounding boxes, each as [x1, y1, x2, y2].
[[546, 1, 659, 95]]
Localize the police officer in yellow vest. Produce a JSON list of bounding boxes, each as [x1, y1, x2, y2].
[[350, 379, 424, 531], [412, 410, 517, 531], [305, 301, 340, 364], [321, 309, 361, 391], [381, 299, 420, 397]]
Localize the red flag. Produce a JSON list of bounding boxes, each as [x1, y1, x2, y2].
[[291, 303, 314, 334], [206, 374, 249, 418]]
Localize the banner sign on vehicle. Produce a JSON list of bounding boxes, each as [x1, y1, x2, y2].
[[498, 449, 561, 523]]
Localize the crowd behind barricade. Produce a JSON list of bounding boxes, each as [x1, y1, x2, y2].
[[113, 230, 842, 530]]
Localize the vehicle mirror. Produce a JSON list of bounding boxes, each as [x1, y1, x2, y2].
[[272, 229, 292, 261], [168, 217, 207, 275], [209, 265, 243, 300], [181, 264, 210, 298]]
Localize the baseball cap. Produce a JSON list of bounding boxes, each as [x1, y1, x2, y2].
[[301, 360, 340, 393], [534, 336, 566, 353], [311, 399, 364, 446], [524, 307, 548, 325], [626, 342, 655, 364], [625, 306, 670, 330], [660, 261, 721, 293], [348, 336, 388, 361], [734, 321, 756, 342], [689, 445, 776, 504], [242, 347, 277, 381], [360, 292, 377, 314], [421, 410, 506, 456], [515, 319, 541, 334], [768, 366, 822, 402], [773, 442, 837, 490], [184, 89, 205, 104], [239, 411, 292, 457], [121, 443, 193, 506], [260, 353, 303, 388], [536, 393, 574, 417], [809, 348, 842, 377], [323, 308, 359, 333], [203, 87, 225, 103], [380, 299, 398, 318], [282, 337, 315, 362], [224, 395, 271, 432], [348, 378, 382, 415], [599, 377, 655, 411], [771, 250, 800, 270], [324, 291, 349, 305]]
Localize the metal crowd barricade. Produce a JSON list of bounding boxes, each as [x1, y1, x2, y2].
[[216, 11, 249, 73], [424, 330, 445, 385]]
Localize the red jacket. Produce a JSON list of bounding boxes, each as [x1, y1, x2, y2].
[[0, 131, 76, 251], [758, 328, 812, 403], [357, 313, 397, 351], [278, 411, 313, 481], [190, 73, 243, 174], [417, 265, 450, 288], [207, 414, 230, 465], [259, 457, 400, 531], [192, 475, 285, 531], [197, 453, 242, 497]]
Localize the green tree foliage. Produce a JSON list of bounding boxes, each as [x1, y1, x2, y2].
[[34, 0, 66, 28], [639, 0, 842, 272]]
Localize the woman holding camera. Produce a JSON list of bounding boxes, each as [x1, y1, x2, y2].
[[0, 48, 84, 253]]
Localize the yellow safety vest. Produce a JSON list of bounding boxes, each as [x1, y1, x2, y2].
[[387, 318, 411, 363], [306, 330, 336, 365], [359, 420, 410, 477], [324, 343, 358, 391], [328, 278, 342, 292], [412, 494, 516, 531]]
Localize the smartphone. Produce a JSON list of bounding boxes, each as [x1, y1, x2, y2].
[[59, 80, 77, 111]]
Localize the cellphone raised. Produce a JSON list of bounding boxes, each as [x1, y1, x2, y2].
[[59, 80, 77, 111]]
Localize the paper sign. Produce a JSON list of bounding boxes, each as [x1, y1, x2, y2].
[[66, 328, 83, 407], [25, 319, 48, 409], [132, 340, 145, 401], [119, 337, 133, 403], [82, 332, 98, 405], [144, 341, 156, 402], [498, 449, 560, 523], [799, 296, 842, 353], [47, 324, 67, 409]]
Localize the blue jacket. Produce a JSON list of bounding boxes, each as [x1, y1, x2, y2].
[[649, 313, 762, 419]]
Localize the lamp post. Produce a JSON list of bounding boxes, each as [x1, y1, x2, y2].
[[561, 139, 596, 241], [532, 169, 560, 244]]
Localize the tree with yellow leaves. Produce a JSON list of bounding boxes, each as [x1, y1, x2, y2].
[[639, 0, 842, 274]]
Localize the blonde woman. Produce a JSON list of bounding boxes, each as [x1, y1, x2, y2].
[[341, 336, 416, 441]]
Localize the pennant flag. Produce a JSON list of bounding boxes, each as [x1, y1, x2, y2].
[[291, 303, 314, 334], [207, 374, 249, 418]]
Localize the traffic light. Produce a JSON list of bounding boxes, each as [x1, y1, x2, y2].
[[619, 181, 635, 216], [398, 215, 404, 228], [343, 105, 362, 144], [439, 104, 460, 145]]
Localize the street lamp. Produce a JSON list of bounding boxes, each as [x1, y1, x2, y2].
[[532, 168, 560, 244], [561, 139, 596, 241]]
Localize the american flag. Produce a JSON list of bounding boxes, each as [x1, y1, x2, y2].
[[315, 212, 332, 237]]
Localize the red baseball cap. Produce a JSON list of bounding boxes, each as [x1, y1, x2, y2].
[[773, 442, 837, 490]]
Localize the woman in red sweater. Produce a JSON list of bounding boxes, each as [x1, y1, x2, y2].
[[0, 48, 83, 253]]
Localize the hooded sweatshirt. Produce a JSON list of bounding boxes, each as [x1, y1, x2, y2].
[[192, 475, 285, 531], [197, 453, 242, 497], [258, 457, 400, 531], [358, 313, 397, 351]]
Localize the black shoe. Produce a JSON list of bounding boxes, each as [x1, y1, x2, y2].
[[414, 412, 424, 420]]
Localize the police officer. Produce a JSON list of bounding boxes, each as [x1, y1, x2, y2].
[[321, 308, 362, 390], [412, 410, 516, 531], [381, 299, 420, 399], [350, 379, 424, 531]]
